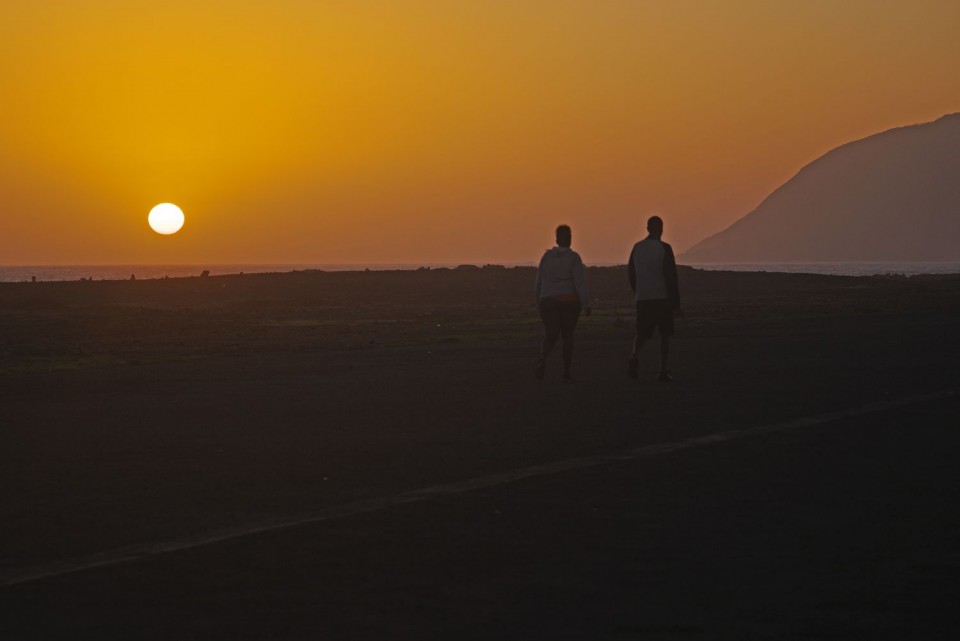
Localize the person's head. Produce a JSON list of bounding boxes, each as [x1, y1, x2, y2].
[[646, 215, 664, 239], [555, 224, 572, 248]]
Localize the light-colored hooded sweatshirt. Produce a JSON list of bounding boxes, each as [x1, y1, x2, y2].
[[535, 246, 590, 307]]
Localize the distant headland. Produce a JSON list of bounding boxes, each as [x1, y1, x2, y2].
[[681, 113, 960, 263]]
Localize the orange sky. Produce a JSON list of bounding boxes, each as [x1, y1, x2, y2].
[[2, 1, 959, 265]]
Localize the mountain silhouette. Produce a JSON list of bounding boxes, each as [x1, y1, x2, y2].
[[682, 113, 960, 263]]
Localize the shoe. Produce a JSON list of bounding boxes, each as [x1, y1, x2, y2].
[[562, 372, 575, 383], [627, 358, 639, 379], [535, 357, 546, 380], [658, 371, 674, 383]]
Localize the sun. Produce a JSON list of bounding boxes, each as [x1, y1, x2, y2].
[[148, 203, 185, 235]]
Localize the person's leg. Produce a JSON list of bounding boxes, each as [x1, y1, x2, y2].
[[540, 306, 561, 356], [659, 334, 670, 375], [537, 301, 560, 378], [628, 335, 645, 377], [657, 299, 675, 382], [630, 301, 654, 379], [559, 303, 581, 377]]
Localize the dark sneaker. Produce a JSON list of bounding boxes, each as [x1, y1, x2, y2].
[[535, 357, 546, 380], [658, 371, 674, 383], [627, 358, 639, 379]]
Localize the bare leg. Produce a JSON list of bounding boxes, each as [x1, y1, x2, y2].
[[659, 335, 669, 374], [559, 304, 581, 376], [628, 335, 644, 378]]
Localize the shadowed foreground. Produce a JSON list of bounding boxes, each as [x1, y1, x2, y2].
[[2, 268, 959, 639]]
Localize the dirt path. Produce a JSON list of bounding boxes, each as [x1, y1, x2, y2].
[[1, 272, 959, 638]]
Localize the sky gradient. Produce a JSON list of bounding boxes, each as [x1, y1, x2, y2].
[[2, 1, 959, 265]]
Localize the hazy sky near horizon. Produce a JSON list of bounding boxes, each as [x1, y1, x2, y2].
[[2, 1, 959, 265]]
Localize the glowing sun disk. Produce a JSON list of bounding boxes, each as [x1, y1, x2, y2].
[[148, 203, 185, 235]]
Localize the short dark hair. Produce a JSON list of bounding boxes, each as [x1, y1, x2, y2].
[[555, 225, 572, 247], [647, 215, 663, 233]]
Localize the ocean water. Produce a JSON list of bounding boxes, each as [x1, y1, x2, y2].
[[687, 262, 960, 277], [0, 264, 457, 283], [1, 262, 959, 283]]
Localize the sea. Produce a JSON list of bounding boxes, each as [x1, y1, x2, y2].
[[0, 264, 456, 283], [1, 262, 960, 283]]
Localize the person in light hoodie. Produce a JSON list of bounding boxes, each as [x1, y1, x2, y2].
[[534, 225, 591, 382]]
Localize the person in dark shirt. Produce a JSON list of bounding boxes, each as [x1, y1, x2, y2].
[[627, 215, 681, 382]]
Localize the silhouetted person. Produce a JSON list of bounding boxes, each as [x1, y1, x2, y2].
[[535, 225, 591, 382], [628, 215, 681, 382]]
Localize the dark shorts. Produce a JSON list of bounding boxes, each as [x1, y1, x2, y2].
[[636, 299, 674, 338]]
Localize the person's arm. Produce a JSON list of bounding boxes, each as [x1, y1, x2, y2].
[[573, 253, 590, 312], [663, 243, 681, 311], [627, 247, 637, 293]]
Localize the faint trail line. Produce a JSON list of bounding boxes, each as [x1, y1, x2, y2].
[[2, 389, 955, 588]]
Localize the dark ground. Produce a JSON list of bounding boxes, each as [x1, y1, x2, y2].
[[1, 267, 959, 639]]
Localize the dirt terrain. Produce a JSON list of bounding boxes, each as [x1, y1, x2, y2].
[[1, 266, 954, 374], [1, 268, 959, 639]]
